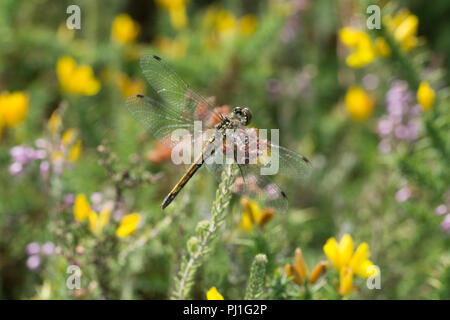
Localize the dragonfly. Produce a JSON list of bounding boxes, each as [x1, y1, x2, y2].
[[125, 54, 312, 212]]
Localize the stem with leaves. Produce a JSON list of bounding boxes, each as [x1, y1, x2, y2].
[[245, 254, 268, 300], [171, 164, 236, 300]]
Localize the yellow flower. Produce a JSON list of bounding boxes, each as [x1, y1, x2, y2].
[[111, 14, 140, 45], [62, 128, 76, 146], [417, 81, 435, 111], [0, 115, 3, 137], [285, 248, 309, 286], [375, 37, 391, 58], [339, 267, 353, 296], [385, 9, 419, 51], [0, 91, 29, 127], [325, 234, 376, 276], [206, 286, 224, 300], [345, 86, 374, 122], [48, 111, 62, 136], [155, 0, 189, 30], [74, 194, 92, 222], [240, 14, 257, 36], [115, 73, 146, 99], [116, 213, 140, 238], [339, 27, 377, 68], [239, 197, 274, 231], [68, 140, 82, 162], [153, 36, 188, 59], [88, 206, 111, 235], [323, 234, 377, 296], [309, 261, 329, 284], [57, 56, 101, 96]]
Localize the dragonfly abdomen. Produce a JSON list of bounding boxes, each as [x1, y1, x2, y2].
[[161, 135, 217, 209]]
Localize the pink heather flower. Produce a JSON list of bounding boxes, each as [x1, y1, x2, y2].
[[441, 214, 450, 233], [394, 125, 409, 140], [26, 255, 41, 271], [34, 149, 47, 160], [9, 162, 23, 176], [396, 186, 412, 203], [377, 118, 393, 137], [64, 193, 75, 206], [40, 161, 50, 177], [26, 242, 41, 256], [41, 242, 55, 256], [435, 205, 448, 216], [378, 81, 422, 154]]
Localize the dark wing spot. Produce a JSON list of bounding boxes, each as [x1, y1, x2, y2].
[[302, 156, 310, 163], [281, 190, 288, 199], [153, 55, 161, 61], [136, 94, 144, 98]]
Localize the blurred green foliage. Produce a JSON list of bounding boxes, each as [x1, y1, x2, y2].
[[0, 0, 449, 300]]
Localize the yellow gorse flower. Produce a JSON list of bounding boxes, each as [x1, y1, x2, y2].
[[57, 56, 101, 96], [206, 286, 224, 300], [285, 248, 309, 286], [155, 0, 189, 30], [154, 36, 188, 60], [309, 261, 330, 284], [339, 267, 353, 296], [240, 14, 258, 36], [0, 91, 29, 133], [240, 197, 274, 231], [48, 110, 62, 136], [116, 213, 140, 238], [345, 86, 374, 122], [375, 37, 391, 58], [88, 206, 112, 235], [339, 27, 377, 68], [74, 193, 140, 237], [323, 234, 377, 296], [385, 9, 419, 51], [203, 6, 257, 44], [417, 81, 435, 111], [58, 128, 82, 163], [111, 14, 140, 45], [74, 194, 92, 222]]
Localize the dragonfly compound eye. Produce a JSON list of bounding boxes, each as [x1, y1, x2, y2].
[[242, 108, 252, 125]]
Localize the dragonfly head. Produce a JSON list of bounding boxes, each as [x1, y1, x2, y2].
[[232, 106, 252, 126]]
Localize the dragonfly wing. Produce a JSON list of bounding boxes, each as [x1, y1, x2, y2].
[[140, 54, 221, 125], [204, 135, 289, 214], [229, 127, 312, 179], [125, 94, 194, 147]]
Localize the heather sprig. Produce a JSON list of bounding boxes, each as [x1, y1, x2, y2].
[[171, 164, 237, 300]]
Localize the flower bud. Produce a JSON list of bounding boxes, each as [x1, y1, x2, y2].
[[195, 220, 210, 237], [187, 236, 200, 255], [309, 261, 329, 284]]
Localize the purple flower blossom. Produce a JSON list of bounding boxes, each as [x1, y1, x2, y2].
[[435, 205, 447, 216], [395, 186, 412, 203], [26, 242, 41, 255], [41, 242, 55, 256], [26, 255, 41, 271], [9, 162, 23, 176], [35, 138, 48, 149], [441, 214, 450, 233], [378, 81, 422, 153], [40, 161, 50, 178], [64, 193, 75, 206]]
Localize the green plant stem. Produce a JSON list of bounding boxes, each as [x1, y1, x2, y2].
[[245, 254, 268, 300], [171, 164, 236, 300]]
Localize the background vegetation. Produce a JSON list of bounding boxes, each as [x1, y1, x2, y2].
[[0, 0, 449, 299]]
